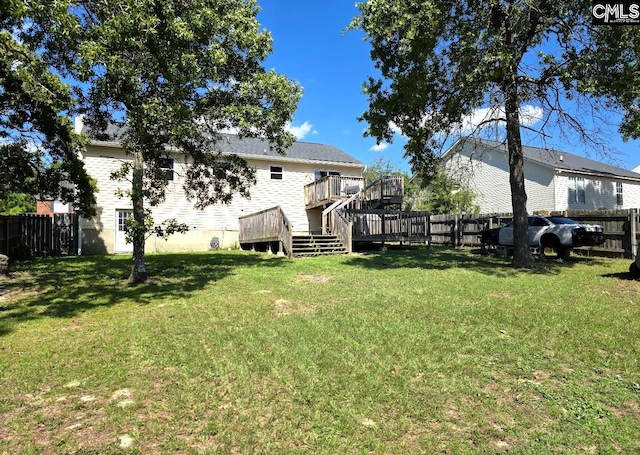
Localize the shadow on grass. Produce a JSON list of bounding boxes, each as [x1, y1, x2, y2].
[[345, 245, 603, 277], [602, 271, 639, 281], [0, 251, 287, 336]]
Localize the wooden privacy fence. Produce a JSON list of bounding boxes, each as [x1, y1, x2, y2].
[[0, 213, 79, 258], [429, 209, 640, 258]]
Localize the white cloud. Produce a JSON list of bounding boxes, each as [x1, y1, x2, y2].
[[455, 104, 543, 133], [520, 105, 545, 126], [389, 121, 403, 136], [286, 121, 314, 140], [369, 142, 389, 152]]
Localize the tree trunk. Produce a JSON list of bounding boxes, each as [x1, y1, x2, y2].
[[503, 76, 535, 269], [129, 150, 150, 284]]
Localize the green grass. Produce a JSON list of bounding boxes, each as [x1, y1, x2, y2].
[[0, 247, 639, 454]]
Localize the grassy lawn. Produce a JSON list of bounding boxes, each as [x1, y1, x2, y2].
[[0, 247, 639, 454]]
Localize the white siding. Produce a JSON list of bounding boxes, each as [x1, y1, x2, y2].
[[81, 145, 363, 253], [445, 143, 555, 213], [555, 173, 640, 211], [445, 141, 640, 213], [624, 181, 640, 209]]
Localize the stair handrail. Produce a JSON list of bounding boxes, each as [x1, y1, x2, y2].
[[331, 208, 353, 254], [321, 175, 405, 251], [238, 206, 293, 258], [280, 209, 293, 259]]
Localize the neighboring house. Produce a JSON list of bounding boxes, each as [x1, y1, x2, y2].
[[443, 138, 640, 214], [36, 200, 73, 216], [77, 120, 366, 254]]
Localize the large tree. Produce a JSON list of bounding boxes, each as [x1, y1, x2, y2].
[[61, 0, 301, 283], [352, 0, 640, 268], [0, 1, 95, 215]]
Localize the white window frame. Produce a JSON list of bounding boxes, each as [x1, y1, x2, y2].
[[568, 176, 586, 204], [616, 181, 623, 207]]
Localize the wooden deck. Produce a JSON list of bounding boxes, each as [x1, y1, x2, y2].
[[305, 175, 404, 210], [240, 177, 429, 258]]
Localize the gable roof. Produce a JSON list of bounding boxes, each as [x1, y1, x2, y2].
[[454, 138, 640, 182], [80, 122, 364, 168]]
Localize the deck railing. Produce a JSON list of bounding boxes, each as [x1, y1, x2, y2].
[[348, 209, 431, 242], [238, 206, 293, 258], [325, 207, 353, 253], [304, 176, 366, 208], [360, 175, 404, 207]]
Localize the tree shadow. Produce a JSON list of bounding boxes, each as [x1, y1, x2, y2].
[[0, 251, 287, 336], [344, 245, 603, 277], [601, 271, 639, 281]]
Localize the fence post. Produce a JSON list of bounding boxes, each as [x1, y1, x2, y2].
[[631, 209, 638, 257], [3, 217, 8, 255]]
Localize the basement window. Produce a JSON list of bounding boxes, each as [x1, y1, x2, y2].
[[270, 165, 283, 180]]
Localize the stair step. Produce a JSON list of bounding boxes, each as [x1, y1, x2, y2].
[[290, 234, 347, 257]]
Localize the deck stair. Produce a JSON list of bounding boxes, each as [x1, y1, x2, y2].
[[292, 234, 348, 257]]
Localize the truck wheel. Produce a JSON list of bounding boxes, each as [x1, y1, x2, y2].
[[557, 246, 571, 261], [541, 235, 561, 258], [630, 261, 640, 278]]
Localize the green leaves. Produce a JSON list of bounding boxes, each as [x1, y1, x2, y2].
[[353, 0, 640, 268], [1, 0, 96, 215]]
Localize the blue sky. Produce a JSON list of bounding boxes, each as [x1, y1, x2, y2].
[[257, 1, 640, 174]]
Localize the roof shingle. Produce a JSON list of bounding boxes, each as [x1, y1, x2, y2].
[[81, 123, 364, 166], [468, 139, 640, 180]]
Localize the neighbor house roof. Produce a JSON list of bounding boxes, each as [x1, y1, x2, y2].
[[453, 138, 640, 182], [79, 120, 364, 168]]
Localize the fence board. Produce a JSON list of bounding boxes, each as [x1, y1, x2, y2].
[[427, 209, 639, 258], [0, 213, 78, 258]]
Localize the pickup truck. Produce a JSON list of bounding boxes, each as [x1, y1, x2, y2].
[[480, 215, 606, 259]]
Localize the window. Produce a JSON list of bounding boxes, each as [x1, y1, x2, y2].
[[568, 176, 585, 204], [117, 210, 133, 232], [616, 182, 623, 206], [159, 158, 174, 181], [314, 170, 341, 180], [530, 217, 550, 227], [270, 165, 283, 180]]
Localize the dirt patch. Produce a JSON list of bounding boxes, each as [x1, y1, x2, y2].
[[0, 388, 120, 454], [274, 299, 317, 316]]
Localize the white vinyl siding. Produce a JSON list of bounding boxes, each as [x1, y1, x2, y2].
[[445, 142, 555, 213], [445, 140, 640, 213], [81, 145, 364, 251]]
